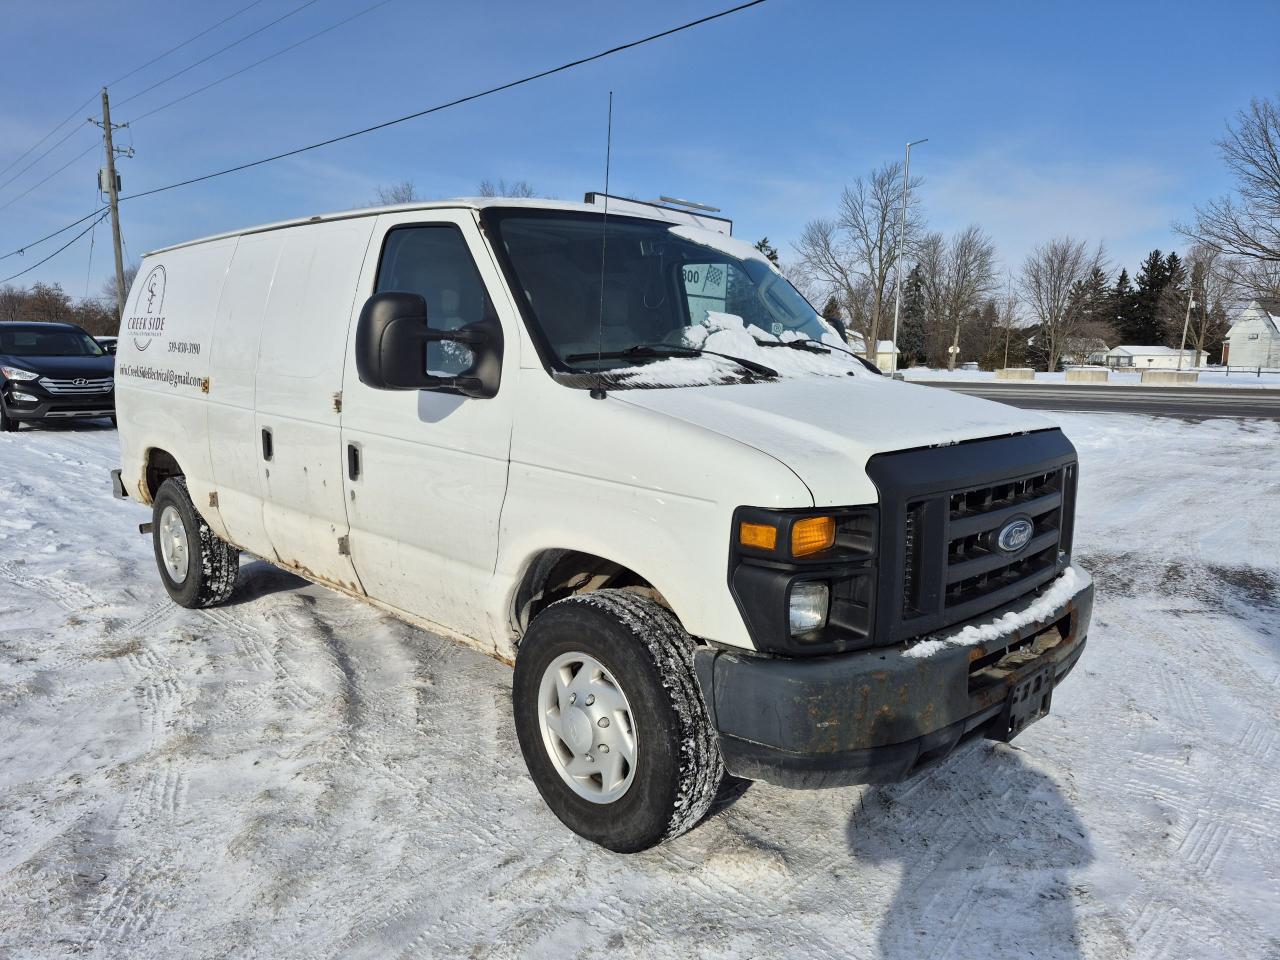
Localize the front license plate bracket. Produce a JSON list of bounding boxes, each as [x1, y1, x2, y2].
[[994, 664, 1054, 742]]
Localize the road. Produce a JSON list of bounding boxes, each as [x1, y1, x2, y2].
[[915, 380, 1280, 419]]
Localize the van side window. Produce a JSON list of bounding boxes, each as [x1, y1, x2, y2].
[[375, 225, 496, 376]]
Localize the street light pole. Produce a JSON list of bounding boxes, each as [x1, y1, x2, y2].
[[889, 138, 927, 373]]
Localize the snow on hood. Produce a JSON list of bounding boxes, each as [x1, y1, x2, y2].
[[614, 312, 864, 388], [617, 372, 1054, 505]]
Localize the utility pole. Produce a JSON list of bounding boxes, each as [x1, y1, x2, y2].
[[889, 138, 927, 373], [1176, 279, 1197, 371], [92, 87, 129, 318]]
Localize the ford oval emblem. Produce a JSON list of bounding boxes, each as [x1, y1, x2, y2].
[[996, 517, 1034, 553]]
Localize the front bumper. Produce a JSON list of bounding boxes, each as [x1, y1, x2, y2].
[[1, 382, 114, 421], [695, 568, 1093, 788]]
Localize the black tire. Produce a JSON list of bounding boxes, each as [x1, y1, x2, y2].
[[151, 477, 239, 608], [0, 402, 18, 432], [513, 589, 724, 852]]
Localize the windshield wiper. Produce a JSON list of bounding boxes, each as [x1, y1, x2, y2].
[[751, 334, 885, 375], [566, 343, 777, 379]]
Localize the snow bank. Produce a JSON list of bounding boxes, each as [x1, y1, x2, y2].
[[904, 565, 1090, 658]]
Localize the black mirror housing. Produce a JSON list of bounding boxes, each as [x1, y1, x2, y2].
[[355, 291, 503, 398]]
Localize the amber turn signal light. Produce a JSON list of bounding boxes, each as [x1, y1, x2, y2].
[[791, 516, 836, 557], [739, 521, 778, 551]]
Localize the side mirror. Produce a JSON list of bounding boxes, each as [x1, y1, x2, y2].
[[355, 291, 503, 399]]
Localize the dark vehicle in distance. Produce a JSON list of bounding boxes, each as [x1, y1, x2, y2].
[[0, 322, 116, 431], [96, 335, 119, 355]]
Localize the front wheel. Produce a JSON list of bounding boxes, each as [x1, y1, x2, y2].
[[151, 477, 239, 608], [513, 590, 723, 852], [0, 402, 18, 432]]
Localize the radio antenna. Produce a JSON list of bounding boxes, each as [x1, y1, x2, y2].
[[595, 90, 613, 362]]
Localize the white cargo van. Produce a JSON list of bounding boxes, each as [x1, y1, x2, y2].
[[112, 198, 1092, 852]]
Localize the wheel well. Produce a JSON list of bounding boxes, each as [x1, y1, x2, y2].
[[142, 448, 183, 503], [512, 550, 668, 637]]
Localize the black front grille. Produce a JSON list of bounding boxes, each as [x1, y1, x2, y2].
[[867, 431, 1078, 647], [943, 468, 1064, 609]]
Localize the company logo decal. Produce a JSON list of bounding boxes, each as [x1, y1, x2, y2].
[[73, 378, 87, 385], [126, 264, 166, 351], [995, 517, 1035, 554]]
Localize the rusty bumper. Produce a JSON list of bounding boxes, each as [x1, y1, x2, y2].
[[695, 578, 1093, 789]]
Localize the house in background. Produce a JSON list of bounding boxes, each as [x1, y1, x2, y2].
[[1222, 298, 1280, 368], [1105, 345, 1208, 369], [1061, 336, 1110, 366]]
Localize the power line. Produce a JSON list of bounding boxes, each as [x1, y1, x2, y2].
[[0, 0, 268, 188], [0, 120, 93, 196], [122, 0, 769, 203], [129, 0, 398, 125], [0, 212, 108, 285], [0, 94, 96, 183], [105, 0, 271, 90], [0, 142, 99, 214], [115, 0, 322, 109], [0, 0, 769, 269], [1, 207, 107, 264]]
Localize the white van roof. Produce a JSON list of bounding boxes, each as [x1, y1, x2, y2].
[[145, 197, 685, 256]]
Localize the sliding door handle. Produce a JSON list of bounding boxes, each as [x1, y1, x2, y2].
[[261, 428, 273, 461], [347, 443, 361, 481]]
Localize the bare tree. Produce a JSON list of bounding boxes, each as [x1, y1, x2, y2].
[[0, 284, 22, 322], [1019, 237, 1106, 372], [371, 180, 422, 205], [916, 225, 999, 368], [478, 178, 537, 198], [1179, 244, 1235, 365], [792, 162, 923, 358], [101, 264, 138, 306], [1181, 95, 1280, 264]]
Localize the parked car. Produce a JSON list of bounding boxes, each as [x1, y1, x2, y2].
[[96, 335, 119, 355], [0, 321, 116, 431], [111, 199, 1093, 851]]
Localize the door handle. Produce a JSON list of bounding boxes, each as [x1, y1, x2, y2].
[[347, 443, 360, 481], [261, 428, 273, 461]]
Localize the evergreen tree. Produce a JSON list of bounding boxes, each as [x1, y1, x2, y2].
[[754, 237, 780, 267], [1110, 269, 1136, 340], [821, 294, 843, 319], [1131, 250, 1171, 343], [896, 264, 927, 366]]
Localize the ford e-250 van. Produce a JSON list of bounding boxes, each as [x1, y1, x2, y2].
[[111, 198, 1092, 852]]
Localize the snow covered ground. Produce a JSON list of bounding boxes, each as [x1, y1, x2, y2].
[[903, 367, 1280, 388], [1, 413, 1278, 959]]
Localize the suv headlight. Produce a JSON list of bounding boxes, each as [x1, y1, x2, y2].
[[1, 365, 39, 381]]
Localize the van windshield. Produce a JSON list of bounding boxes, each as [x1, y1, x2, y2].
[[0, 327, 105, 357], [486, 209, 863, 387]]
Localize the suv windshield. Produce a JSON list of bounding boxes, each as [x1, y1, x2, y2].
[[487, 210, 858, 385], [0, 327, 105, 357]]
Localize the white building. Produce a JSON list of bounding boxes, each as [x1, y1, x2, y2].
[[1105, 345, 1208, 370], [1223, 299, 1280, 369]]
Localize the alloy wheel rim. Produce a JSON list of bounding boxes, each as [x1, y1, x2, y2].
[[537, 651, 637, 804], [158, 505, 189, 584]]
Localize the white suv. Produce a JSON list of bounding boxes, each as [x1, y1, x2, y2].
[[111, 198, 1092, 851]]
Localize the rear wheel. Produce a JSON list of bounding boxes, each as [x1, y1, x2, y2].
[[513, 590, 723, 852], [151, 477, 239, 608]]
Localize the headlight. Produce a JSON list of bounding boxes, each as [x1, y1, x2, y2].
[[1, 365, 39, 381], [789, 581, 830, 635]]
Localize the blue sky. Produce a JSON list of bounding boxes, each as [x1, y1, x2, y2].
[[2, 0, 1277, 299]]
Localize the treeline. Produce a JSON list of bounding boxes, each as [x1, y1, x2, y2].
[[790, 93, 1280, 370], [0, 278, 128, 337]]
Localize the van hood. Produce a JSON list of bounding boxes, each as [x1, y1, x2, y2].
[[0, 353, 115, 379], [617, 376, 1055, 506]]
